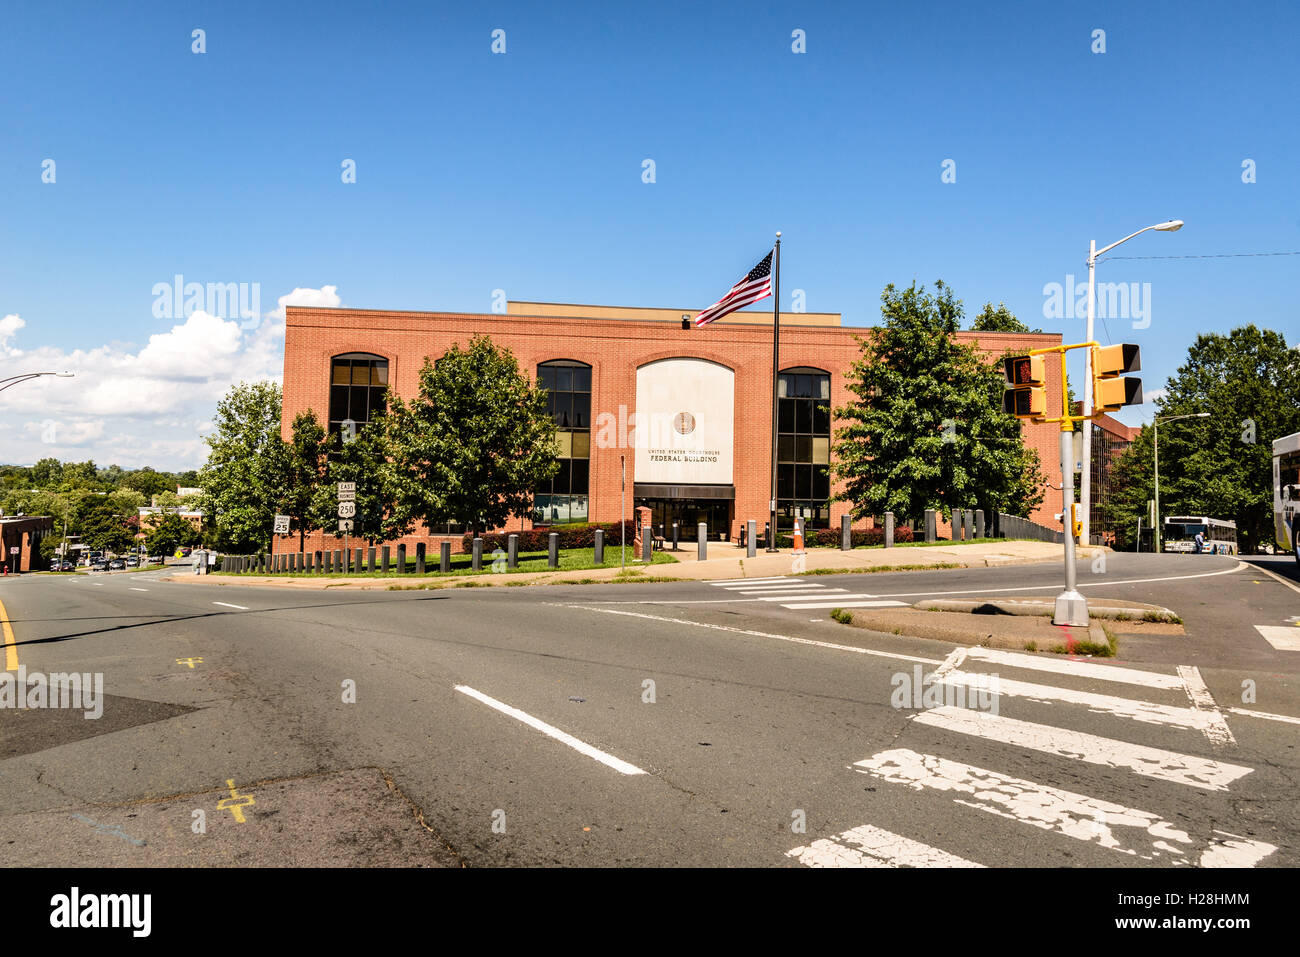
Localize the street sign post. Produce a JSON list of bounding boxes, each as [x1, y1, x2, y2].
[[337, 483, 356, 569], [273, 514, 290, 535]]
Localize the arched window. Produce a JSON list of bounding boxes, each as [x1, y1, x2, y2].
[[329, 353, 389, 438], [534, 360, 592, 524], [777, 367, 831, 529]]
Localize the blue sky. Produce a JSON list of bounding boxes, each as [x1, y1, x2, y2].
[[2, 0, 1297, 468]]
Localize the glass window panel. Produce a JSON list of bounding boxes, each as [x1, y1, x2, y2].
[[817, 375, 830, 399], [574, 367, 591, 392], [555, 459, 572, 492], [571, 432, 590, 459], [778, 435, 795, 462], [796, 399, 812, 434], [813, 402, 830, 435], [368, 386, 386, 418], [572, 393, 590, 429], [372, 363, 388, 385], [555, 367, 573, 392], [813, 465, 830, 499], [553, 497, 570, 523], [570, 495, 588, 523], [572, 459, 589, 494], [779, 400, 795, 433], [538, 366, 556, 390], [795, 435, 811, 462], [812, 437, 829, 464], [552, 393, 571, 428], [778, 374, 791, 398], [350, 385, 369, 422], [795, 466, 812, 498], [555, 431, 573, 458], [777, 463, 794, 499], [351, 363, 369, 385], [329, 386, 348, 423], [797, 374, 812, 398], [332, 362, 351, 386], [533, 494, 550, 520]]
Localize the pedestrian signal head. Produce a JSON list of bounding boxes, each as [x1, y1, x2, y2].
[[1002, 355, 1047, 420]]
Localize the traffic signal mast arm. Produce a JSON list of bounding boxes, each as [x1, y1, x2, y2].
[[1026, 341, 1099, 432], [1003, 340, 1140, 429]]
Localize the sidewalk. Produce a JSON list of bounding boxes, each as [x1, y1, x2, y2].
[[162, 540, 1098, 590]]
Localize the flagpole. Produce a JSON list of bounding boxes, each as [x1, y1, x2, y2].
[[767, 231, 781, 552]]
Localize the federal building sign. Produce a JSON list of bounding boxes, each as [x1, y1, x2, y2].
[[634, 358, 734, 487]]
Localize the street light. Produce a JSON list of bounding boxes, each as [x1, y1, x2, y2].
[[1079, 221, 1183, 545], [0, 371, 75, 393], [1153, 411, 1210, 553]]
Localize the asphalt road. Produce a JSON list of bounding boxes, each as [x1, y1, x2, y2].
[[1, 552, 1296, 868]]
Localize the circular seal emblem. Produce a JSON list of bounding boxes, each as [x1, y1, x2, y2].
[[673, 412, 696, 435]]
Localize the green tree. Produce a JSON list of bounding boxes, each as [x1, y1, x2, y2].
[[146, 513, 200, 555], [1098, 325, 1300, 552], [285, 410, 331, 551], [970, 301, 1040, 334], [311, 418, 411, 545], [76, 497, 134, 553], [29, 457, 63, 488], [122, 467, 173, 499], [197, 381, 291, 552], [385, 336, 558, 536], [834, 281, 1046, 528]]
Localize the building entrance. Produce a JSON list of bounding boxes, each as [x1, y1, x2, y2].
[[636, 498, 732, 543]]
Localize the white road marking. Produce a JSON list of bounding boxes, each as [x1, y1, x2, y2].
[[787, 823, 984, 868], [779, 600, 910, 610], [939, 670, 1224, 735], [865, 561, 1249, 600], [212, 601, 248, 610], [853, 748, 1275, 866], [756, 592, 891, 602], [1227, 706, 1300, 726], [964, 646, 1185, 691], [556, 604, 943, 665], [912, 706, 1252, 791], [735, 585, 842, 594], [1199, 831, 1280, 868], [129, 587, 148, 592], [1254, 625, 1300, 651], [1175, 666, 1236, 747], [708, 577, 794, 586], [454, 684, 646, 775]]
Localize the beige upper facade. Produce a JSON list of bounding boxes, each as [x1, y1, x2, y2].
[[507, 300, 841, 327]]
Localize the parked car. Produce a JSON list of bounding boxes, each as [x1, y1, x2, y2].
[[181, 547, 192, 557], [91, 561, 109, 572], [125, 557, 140, 567], [107, 558, 126, 570], [147, 555, 163, 565], [57, 561, 75, 572]]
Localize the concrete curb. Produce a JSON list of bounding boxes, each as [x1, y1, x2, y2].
[[914, 598, 1180, 622]]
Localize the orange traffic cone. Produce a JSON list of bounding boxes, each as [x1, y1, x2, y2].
[[792, 517, 805, 553]]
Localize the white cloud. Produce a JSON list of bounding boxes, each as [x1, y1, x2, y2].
[[0, 286, 338, 469]]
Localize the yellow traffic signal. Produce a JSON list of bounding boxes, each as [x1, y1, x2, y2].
[[1093, 344, 1142, 412], [1002, 354, 1047, 419]]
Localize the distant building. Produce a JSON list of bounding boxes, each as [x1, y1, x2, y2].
[[0, 515, 56, 572], [1088, 413, 1141, 545]]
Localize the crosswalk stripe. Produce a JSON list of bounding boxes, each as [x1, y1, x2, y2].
[[964, 646, 1184, 690], [853, 748, 1276, 866], [912, 706, 1252, 791], [1254, 625, 1300, 651], [779, 600, 909, 609], [734, 585, 838, 594], [939, 670, 1221, 734], [754, 592, 884, 602], [708, 577, 793, 586], [787, 824, 984, 868], [1175, 666, 1235, 747]]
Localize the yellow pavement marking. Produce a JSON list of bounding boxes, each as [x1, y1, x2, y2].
[[176, 657, 203, 669], [217, 779, 255, 823], [0, 596, 18, 671]]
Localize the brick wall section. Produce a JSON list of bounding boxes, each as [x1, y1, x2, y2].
[[279, 307, 1065, 555], [0, 517, 55, 573]]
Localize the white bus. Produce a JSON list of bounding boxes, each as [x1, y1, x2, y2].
[[1163, 516, 1238, 554], [1274, 431, 1300, 562]]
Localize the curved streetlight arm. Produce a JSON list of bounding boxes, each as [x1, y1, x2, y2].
[[0, 371, 75, 393], [1090, 226, 1157, 263]]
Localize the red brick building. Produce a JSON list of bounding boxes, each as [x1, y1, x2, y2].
[[0, 515, 55, 573], [279, 301, 1065, 555]]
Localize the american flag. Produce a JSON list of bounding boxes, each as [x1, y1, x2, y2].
[[693, 249, 773, 327]]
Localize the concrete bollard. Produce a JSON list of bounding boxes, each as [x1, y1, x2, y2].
[[440, 541, 450, 573], [966, 510, 976, 540], [594, 528, 604, 564], [396, 544, 406, 573], [355, 548, 364, 573], [507, 534, 518, 570], [925, 509, 937, 543], [885, 512, 895, 548], [416, 542, 426, 575], [747, 519, 757, 558], [381, 545, 390, 573], [304, 552, 312, 572], [333, 549, 343, 573], [698, 522, 707, 561], [642, 523, 652, 562], [472, 538, 483, 571], [367, 547, 376, 573], [548, 532, 559, 568], [323, 551, 332, 574], [975, 509, 985, 539], [671, 522, 679, 551], [841, 514, 852, 551], [955, 510, 964, 541]]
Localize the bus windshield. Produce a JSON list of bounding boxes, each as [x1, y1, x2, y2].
[[1164, 523, 1206, 541]]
